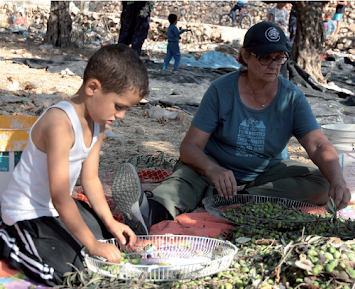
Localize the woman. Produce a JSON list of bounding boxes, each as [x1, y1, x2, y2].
[[112, 22, 351, 235]]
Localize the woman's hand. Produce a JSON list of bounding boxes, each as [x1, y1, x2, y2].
[[328, 179, 351, 210], [299, 129, 351, 210], [206, 166, 238, 199]]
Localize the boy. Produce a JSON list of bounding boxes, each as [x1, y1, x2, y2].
[[267, 2, 288, 35], [0, 44, 149, 286], [324, 11, 337, 36], [163, 14, 189, 71]]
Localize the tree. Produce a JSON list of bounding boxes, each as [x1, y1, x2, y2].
[[291, 1, 327, 84], [44, 1, 72, 48]]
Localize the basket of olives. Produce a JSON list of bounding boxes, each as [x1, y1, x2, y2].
[[202, 194, 330, 231], [81, 234, 238, 281]]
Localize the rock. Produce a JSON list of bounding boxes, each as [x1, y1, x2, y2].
[[32, 105, 44, 114], [24, 82, 38, 90], [7, 81, 19, 91], [1, 95, 23, 103], [38, 44, 53, 50], [223, 6, 230, 12], [0, 111, 11, 115], [112, 17, 120, 24], [105, 131, 123, 144], [24, 102, 36, 109], [36, 94, 63, 103], [325, 35, 339, 48], [92, 12, 99, 20], [349, 24, 355, 32], [12, 49, 26, 54], [127, 140, 135, 145], [343, 39, 353, 49], [135, 126, 145, 135], [60, 68, 75, 76], [53, 91, 68, 99], [33, 98, 53, 109]]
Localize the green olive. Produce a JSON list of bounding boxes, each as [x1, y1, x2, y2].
[[325, 264, 335, 273], [131, 258, 141, 265]]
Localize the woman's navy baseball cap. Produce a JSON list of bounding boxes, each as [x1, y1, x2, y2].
[[242, 21, 290, 57]]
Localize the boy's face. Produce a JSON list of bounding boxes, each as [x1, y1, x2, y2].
[[326, 16, 332, 21], [86, 81, 142, 125]]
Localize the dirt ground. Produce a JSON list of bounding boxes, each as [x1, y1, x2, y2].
[[0, 32, 311, 177]]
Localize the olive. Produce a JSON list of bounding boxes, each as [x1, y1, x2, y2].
[[131, 258, 141, 265]]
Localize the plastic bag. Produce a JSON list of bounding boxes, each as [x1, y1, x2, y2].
[[179, 51, 241, 69], [148, 106, 178, 119]]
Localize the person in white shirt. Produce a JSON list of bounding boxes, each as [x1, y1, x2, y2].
[[267, 2, 288, 36]]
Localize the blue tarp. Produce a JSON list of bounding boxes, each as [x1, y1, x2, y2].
[[163, 50, 241, 69]]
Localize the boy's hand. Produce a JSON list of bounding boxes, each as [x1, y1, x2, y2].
[[89, 240, 122, 263], [109, 221, 137, 248]]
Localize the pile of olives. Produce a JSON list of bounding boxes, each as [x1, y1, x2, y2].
[[101, 252, 142, 275], [222, 201, 330, 230]]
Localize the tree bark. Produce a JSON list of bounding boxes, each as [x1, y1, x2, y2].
[[291, 1, 327, 84], [44, 1, 72, 48]]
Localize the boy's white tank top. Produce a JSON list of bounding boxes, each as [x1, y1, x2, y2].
[[1, 101, 100, 226]]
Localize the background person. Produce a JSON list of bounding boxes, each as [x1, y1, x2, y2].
[[333, 1, 347, 35], [324, 11, 337, 36], [112, 22, 351, 235], [288, 5, 297, 47], [0, 44, 149, 286], [118, 1, 152, 55], [231, 0, 248, 26], [163, 14, 189, 71], [267, 2, 288, 35]]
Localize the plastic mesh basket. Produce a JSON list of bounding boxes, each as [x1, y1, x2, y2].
[[81, 235, 238, 281], [202, 195, 330, 231]]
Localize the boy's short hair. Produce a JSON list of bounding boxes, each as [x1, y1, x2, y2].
[[325, 11, 333, 18], [168, 14, 178, 24], [83, 44, 149, 98]]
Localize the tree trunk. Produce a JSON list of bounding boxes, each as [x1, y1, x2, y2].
[[44, 1, 72, 48], [291, 1, 327, 84]]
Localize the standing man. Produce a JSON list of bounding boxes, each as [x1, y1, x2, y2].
[[288, 5, 297, 47], [333, 1, 347, 35], [118, 1, 153, 55]]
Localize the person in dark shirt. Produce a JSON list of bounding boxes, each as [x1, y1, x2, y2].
[[162, 14, 189, 71], [118, 1, 152, 55], [288, 6, 297, 47], [333, 1, 347, 35]]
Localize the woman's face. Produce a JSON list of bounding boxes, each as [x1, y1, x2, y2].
[[244, 50, 286, 83]]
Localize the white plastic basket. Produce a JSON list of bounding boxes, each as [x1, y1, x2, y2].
[[81, 235, 238, 281]]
